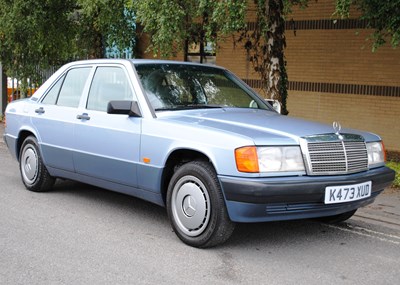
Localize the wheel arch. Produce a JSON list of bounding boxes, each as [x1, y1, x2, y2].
[[160, 148, 216, 205], [16, 130, 37, 161]]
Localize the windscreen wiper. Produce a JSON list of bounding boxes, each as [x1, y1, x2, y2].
[[155, 104, 223, 111]]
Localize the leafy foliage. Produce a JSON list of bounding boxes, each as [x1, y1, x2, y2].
[[0, 0, 76, 82], [75, 0, 136, 58], [335, 0, 400, 50], [387, 161, 400, 189], [0, 0, 135, 86], [133, 0, 247, 57]]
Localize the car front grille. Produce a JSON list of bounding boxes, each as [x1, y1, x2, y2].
[[302, 134, 368, 175]]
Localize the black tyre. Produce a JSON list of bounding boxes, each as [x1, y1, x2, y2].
[[316, 210, 357, 224], [19, 136, 55, 192], [166, 161, 235, 248]]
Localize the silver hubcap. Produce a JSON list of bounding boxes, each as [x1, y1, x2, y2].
[[171, 175, 210, 237], [21, 145, 38, 184]]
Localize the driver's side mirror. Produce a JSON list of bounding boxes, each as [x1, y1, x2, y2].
[[265, 99, 281, 114]]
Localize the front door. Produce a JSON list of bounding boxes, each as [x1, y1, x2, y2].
[[73, 66, 141, 187]]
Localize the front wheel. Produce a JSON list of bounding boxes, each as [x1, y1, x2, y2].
[[167, 161, 235, 248], [19, 136, 55, 192]]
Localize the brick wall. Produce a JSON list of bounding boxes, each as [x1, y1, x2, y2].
[[285, 0, 400, 152]]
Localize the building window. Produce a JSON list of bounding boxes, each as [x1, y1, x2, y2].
[[186, 42, 216, 65]]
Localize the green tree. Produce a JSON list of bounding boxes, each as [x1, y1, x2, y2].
[[75, 0, 136, 58], [0, 0, 136, 91], [335, 0, 400, 50], [134, 0, 247, 58], [0, 0, 76, 83]]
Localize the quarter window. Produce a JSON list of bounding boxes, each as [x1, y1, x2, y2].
[[41, 75, 64, 105], [87, 67, 135, 112]]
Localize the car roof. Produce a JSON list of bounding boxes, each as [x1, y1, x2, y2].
[[59, 58, 225, 70]]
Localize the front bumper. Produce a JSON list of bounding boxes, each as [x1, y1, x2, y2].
[[219, 166, 395, 223]]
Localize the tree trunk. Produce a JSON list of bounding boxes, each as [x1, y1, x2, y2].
[[240, 0, 289, 115], [265, 0, 288, 115], [0, 64, 7, 116]]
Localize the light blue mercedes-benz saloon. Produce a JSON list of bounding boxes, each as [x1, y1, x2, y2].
[[4, 59, 395, 247]]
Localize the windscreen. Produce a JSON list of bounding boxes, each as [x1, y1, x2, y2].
[[135, 63, 270, 111]]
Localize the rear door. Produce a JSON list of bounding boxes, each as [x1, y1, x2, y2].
[[32, 66, 92, 172], [73, 65, 141, 187]]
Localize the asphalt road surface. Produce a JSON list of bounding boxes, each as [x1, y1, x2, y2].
[[1, 139, 399, 285]]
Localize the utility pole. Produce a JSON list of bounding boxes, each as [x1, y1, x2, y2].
[[0, 63, 7, 118]]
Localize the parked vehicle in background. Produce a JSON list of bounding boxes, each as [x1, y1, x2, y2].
[[3, 59, 395, 247], [7, 87, 37, 102]]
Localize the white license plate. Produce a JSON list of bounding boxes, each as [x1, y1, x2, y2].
[[325, 181, 372, 204]]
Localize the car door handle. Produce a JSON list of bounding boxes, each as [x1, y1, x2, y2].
[[35, 107, 45, 114], [76, 113, 91, 120]]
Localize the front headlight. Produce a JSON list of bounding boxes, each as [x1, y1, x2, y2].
[[235, 146, 305, 173], [366, 141, 385, 168]]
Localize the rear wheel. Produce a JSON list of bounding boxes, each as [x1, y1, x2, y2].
[[316, 210, 357, 224], [19, 136, 55, 192], [166, 161, 235, 248]]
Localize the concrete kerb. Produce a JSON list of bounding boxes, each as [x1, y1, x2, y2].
[[1, 121, 399, 232]]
